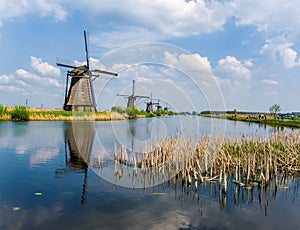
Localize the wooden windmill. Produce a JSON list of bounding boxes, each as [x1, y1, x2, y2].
[[57, 31, 118, 112], [117, 80, 149, 110], [145, 93, 157, 113]]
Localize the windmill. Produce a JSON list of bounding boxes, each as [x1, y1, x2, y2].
[[164, 103, 170, 112], [56, 31, 118, 112], [145, 94, 154, 113], [154, 98, 162, 111], [145, 94, 161, 113], [117, 80, 149, 110]]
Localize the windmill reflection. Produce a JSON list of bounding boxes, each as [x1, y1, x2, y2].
[[56, 121, 95, 205]]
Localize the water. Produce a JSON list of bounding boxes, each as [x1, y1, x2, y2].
[[0, 116, 299, 230]]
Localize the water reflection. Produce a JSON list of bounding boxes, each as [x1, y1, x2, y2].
[[56, 121, 96, 205]]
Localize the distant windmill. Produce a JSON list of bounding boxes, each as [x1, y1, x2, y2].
[[117, 80, 149, 110], [145, 94, 162, 113], [164, 103, 170, 112], [145, 94, 154, 113], [154, 98, 162, 111], [56, 31, 118, 112]]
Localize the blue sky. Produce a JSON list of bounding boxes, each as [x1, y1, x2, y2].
[[1, 0, 300, 112]]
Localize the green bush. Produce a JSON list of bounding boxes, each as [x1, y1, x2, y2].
[[111, 105, 125, 114], [11, 106, 30, 121], [0, 104, 8, 116]]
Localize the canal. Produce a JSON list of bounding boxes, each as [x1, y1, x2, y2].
[[0, 116, 299, 229]]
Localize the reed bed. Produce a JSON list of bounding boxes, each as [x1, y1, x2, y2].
[[112, 131, 300, 192]]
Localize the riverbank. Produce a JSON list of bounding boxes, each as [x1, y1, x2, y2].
[[0, 106, 174, 121], [0, 106, 128, 121], [200, 113, 300, 128]]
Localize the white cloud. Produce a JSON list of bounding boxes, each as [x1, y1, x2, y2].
[[259, 37, 300, 68], [163, 51, 212, 74], [34, 0, 67, 20], [262, 79, 279, 85], [89, 57, 106, 70], [86, 0, 232, 35], [214, 56, 252, 81], [0, 85, 25, 93], [0, 0, 68, 25], [279, 48, 300, 68], [83, 0, 234, 47], [233, 0, 300, 36], [16, 68, 61, 87], [0, 74, 28, 92], [0, 74, 10, 83], [30, 56, 61, 77]]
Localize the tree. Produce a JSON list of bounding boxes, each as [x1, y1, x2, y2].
[[111, 105, 125, 114], [233, 108, 237, 120], [269, 104, 281, 119]]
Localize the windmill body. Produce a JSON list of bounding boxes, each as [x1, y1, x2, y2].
[[145, 94, 162, 112], [117, 80, 149, 110], [57, 31, 118, 112], [64, 67, 96, 112]]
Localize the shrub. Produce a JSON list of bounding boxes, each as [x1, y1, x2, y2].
[[0, 104, 8, 115], [11, 106, 30, 121], [111, 105, 125, 114]]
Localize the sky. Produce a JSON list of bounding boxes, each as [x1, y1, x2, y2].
[[0, 0, 300, 113]]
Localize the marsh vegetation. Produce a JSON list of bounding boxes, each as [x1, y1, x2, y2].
[[112, 131, 300, 192]]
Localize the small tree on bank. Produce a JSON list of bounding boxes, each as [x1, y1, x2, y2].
[[11, 106, 30, 121], [269, 104, 281, 119]]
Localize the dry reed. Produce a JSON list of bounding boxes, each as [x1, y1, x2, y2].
[[112, 131, 300, 192]]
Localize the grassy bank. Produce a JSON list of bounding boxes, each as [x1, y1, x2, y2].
[[200, 113, 300, 128], [0, 105, 176, 121], [0, 106, 127, 121]]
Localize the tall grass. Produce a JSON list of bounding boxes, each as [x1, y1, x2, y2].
[[112, 131, 300, 192], [0, 104, 9, 121]]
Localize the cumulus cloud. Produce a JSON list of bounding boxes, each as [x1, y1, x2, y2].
[[259, 37, 300, 68], [86, 0, 232, 35], [233, 0, 300, 35], [214, 56, 252, 81], [163, 51, 212, 74], [30, 56, 61, 77], [83, 0, 234, 47], [89, 57, 106, 70], [279, 48, 300, 68], [0, 0, 68, 25], [16, 68, 61, 87]]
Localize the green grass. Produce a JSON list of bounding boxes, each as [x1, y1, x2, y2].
[[201, 113, 300, 128]]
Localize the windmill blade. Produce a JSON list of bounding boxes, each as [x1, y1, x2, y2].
[[57, 63, 78, 69], [84, 30, 89, 70], [117, 94, 130, 97], [92, 69, 118, 76], [136, 96, 150, 99]]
